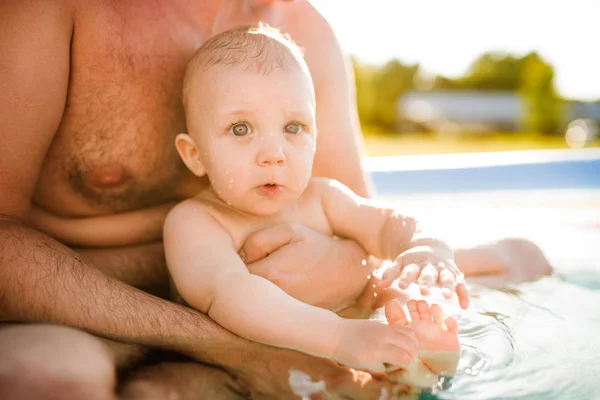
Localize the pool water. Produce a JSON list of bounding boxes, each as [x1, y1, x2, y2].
[[376, 190, 600, 400], [366, 150, 600, 400]]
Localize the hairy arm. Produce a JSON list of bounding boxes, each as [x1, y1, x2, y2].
[[0, 0, 236, 364], [164, 202, 342, 359], [75, 241, 170, 294]]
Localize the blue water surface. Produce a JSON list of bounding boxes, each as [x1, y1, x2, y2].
[[366, 150, 600, 400]]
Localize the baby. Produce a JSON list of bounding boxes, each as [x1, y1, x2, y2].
[[164, 25, 463, 385], [27, 25, 465, 386]]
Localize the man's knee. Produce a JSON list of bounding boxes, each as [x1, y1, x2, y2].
[[0, 324, 117, 400]]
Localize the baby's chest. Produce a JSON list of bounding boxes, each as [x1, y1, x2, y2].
[[231, 212, 333, 252]]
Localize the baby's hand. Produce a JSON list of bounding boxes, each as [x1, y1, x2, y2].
[[333, 319, 419, 372], [379, 246, 470, 309]]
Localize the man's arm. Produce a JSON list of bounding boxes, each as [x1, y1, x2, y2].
[[0, 0, 229, 364], [0, 216, 226, 357], [287, 1, 374, 198], [75, 241, 170, 294]]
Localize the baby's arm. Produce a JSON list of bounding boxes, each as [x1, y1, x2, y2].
[[320, 179, 468, 308], [28, 203, 175, 247], [163, 200, 419, 372]]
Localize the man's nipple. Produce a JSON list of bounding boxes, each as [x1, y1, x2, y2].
[[84, 163, 129, 188]]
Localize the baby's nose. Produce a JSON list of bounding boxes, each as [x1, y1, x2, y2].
[[257, 144, 286, 166]]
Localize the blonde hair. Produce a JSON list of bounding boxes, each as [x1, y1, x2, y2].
[[182, 24, 308, 112]]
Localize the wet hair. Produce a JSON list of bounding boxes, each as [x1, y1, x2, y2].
[[182, 23, 309, 112]]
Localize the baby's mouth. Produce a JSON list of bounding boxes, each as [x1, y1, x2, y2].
[[257, 183, 283, 197]]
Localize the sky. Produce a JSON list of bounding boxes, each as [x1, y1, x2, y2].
[[311, 0, 599, 101]]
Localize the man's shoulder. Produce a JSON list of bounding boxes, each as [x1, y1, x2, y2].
[[279, 1, 346, 88], [281, 1, 339, 57]]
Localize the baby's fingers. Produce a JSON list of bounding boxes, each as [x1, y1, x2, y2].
[[456, 280, 470, 309], [417, 263, 438, 295], [397, 264, 420, 289], [439, 268, 457, 298], [379, 261, 402, 287]]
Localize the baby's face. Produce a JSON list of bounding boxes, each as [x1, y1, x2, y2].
[[187, 64, 317, 216]]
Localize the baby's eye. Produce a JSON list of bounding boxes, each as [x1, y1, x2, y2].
[[284, 123, 302, 135], [230, 123, 250, 136]]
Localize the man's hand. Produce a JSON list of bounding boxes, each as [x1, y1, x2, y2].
[[379, 246, 470, 310], [240, 223, 372, 311], [227, 341, 410, 400]]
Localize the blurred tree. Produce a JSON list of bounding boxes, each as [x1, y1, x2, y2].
[[431, 75, 461, 90], [352, 51, 563, 134], [372, 59, 419, 129], [519, 52, 563, 134], [352, 58, 418, 130], [429, 51, 563, 134], [351, 57, 377, 126], [456, 52, 523, 91]]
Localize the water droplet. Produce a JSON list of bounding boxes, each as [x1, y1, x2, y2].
[[361, 259, 367, 266], [373, 293, 378, 297], [372, 284, 376, 288], [367, 275, 371, 280], [228, 177, 234, 189]]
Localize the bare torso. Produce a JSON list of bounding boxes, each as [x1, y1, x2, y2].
[[22, 0, 368, 293], [30, 0, 333, 227], [33, 1, 218, 218], [196, 182, 333, 252]]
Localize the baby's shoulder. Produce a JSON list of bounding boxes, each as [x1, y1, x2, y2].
[[165, 195, 222, 225], [304, 177, 354, 198], [305, 177, 339, 193]]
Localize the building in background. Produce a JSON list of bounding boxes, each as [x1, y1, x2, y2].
[[397, 91, 600, 134]]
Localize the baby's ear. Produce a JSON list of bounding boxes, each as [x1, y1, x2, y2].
[[175, 133, 206, 176]]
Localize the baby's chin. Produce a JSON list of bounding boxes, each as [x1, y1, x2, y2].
[[213, 194, 286, 216], [240, 202, 288, 217]]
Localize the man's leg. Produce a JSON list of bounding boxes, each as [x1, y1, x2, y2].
[[0, 323, 121, 400], [120, 362, 249, 400], [0, 324, 248, 400]]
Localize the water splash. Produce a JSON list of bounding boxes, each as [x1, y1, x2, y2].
[[288, 369, 326, 400]]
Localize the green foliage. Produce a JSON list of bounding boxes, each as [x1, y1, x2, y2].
[[353, 51, 564, 135], [455, 52, 524, 91], [352, 57, 378, 126], [353, 58, 418, 130], [519, 53, 563, 134]]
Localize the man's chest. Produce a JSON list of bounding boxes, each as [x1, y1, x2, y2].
[[34, 2, 213, 216]]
